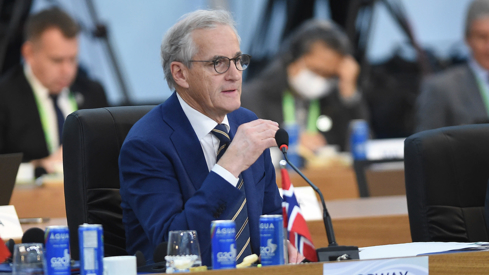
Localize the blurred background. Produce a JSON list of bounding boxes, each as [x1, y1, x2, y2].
[[0, 0, 474, 139]]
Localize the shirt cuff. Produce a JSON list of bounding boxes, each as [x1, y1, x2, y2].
[[212, 164, 239, 187]]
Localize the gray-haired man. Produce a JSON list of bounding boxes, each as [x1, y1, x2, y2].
[[416, 0, 489, 131], [119, 10, 303, 266]]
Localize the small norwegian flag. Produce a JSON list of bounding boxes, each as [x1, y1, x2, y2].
[[281, 165, 318, 262], [0, 236, 11, 263]]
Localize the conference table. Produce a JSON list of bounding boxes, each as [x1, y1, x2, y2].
[[10, 165, 412, 248], [11, 165, 361, 219], [9, 167, 488, 274], [157, 250, 489, 275]]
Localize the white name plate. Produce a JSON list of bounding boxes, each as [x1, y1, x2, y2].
[[323, 256, 428, 275], [0, 205, 23, 240]]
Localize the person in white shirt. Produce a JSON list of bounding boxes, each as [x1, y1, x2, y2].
[[0, 7, 108, 173], [119, 9, 303, 266]]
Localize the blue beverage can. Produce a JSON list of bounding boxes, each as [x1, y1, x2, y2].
[[211, 220, 236, 269], [350, 119, 369, 160], [78, 224, 104, 275], [259, 215, 285, 266], [44, 226, 70, 275]]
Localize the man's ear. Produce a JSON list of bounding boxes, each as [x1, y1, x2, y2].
[[21, 41, 33, 64], [171, 61, 190, 89]]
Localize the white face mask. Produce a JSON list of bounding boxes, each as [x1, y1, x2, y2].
[[289, 68, 335, 100]]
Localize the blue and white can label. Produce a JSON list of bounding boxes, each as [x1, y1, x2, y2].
[[350, 119, 369, 160], [78, 224, 104, 275], [44, 226, 70, 275], [211, 220, 236, 270], [260, 215, 285, 266]]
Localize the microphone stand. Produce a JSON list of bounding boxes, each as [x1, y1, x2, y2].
[[281, 149, 359, 261]]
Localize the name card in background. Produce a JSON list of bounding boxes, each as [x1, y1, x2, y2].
[[279, 186, 322, 221], [323, 256, 428, 275], [366, 138, 405, 160], [0, 205, 23, 240]]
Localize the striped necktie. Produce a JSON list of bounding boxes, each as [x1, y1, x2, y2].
[[211, 124, 252, 263]]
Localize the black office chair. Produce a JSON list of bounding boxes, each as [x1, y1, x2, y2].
[[404, 124, 489, 242], [63, 106, 155, 260]]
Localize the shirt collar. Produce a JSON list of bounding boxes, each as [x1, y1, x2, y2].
[[176, 92, 230, 141], [24, 63, 70, 99], [469, 56, 489, 82]]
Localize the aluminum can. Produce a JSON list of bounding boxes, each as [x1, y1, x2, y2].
[[259, 215, 285, 266], [78, 224, 104, 275], [44, 226, 70, 275], [350, 119, 369, 160], [211, 220, 236, 269]]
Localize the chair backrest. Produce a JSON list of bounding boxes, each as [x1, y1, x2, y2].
[[404, 124, 489, 242], [63, 106, 155, 260]]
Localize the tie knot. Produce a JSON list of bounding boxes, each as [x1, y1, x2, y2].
[[211, 124, 230, 144], [49, 94, 58, 101]]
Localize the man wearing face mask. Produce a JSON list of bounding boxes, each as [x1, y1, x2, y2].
[[242, 20, 368, 151]]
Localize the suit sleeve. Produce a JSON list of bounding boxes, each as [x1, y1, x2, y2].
[[119, 138, 244, 256], [415, 77, 448, 132], [261, 148, 283, 216]]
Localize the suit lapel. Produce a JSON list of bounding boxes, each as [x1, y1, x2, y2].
[[464, 65, 489, 117], [162, 93, 209, 190]]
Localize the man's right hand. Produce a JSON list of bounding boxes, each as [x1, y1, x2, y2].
[[217, 119, 279, 178]]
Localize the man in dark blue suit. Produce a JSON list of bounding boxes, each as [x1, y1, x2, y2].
[[119, 10, 299, 266]]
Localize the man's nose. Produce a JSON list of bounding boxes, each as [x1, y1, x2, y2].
[[225, 60, 242, 81], [61, 60, 77, 76]]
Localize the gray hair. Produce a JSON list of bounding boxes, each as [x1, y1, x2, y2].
[[161, 9, 240, 90], [465, 0, 489, 37]]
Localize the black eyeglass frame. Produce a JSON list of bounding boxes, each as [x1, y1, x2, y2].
[[188, 54, 251, 74]]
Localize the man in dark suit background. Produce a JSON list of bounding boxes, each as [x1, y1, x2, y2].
[[416, 0, 489, 132], [0, 7, 108, 173], [242, 20, 368, 152], [119, 10, 303, 266]]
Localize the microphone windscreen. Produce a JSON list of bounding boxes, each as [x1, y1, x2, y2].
[[6, 239, 15, 254], [275, 128, 289, 148], [135, 250, 146, 267], [153, 242, 168, 263], [21, 227, 45, 244]]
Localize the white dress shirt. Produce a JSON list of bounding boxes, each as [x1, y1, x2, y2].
[[469, 57, 489, 96], [176, 93, 239, 187], [24, 64, 77, 153]]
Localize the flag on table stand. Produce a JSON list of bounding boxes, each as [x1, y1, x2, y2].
[[0, 235, 11, 263], [281, 165, 318, 262]]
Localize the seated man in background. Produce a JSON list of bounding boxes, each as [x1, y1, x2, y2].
[[119, 10, 302, 265], [416, 0, 489, 132], [0, 7, 108, 173], [242, 20, 368, 152]]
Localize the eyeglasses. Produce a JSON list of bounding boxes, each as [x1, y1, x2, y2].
[[189, 54, 251, 74]]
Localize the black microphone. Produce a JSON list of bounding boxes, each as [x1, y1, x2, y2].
[[135, 251, 146, 267], [135, 242, 167, 273], [6, 239, 15, 255], [152, 242, 168, 263], [21, 227, 45, 244], [275, 129, 359, 262]]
